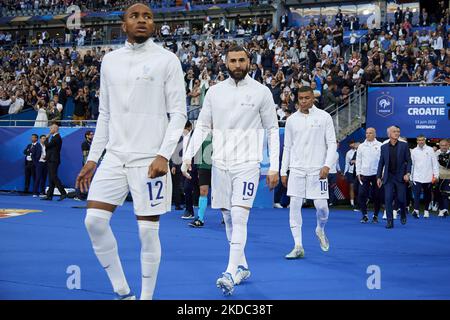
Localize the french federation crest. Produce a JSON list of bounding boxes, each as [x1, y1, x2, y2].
[[376, 94, 394, 117]]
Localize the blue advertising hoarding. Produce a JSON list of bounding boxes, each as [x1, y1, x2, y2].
[[366, 86, 450, 138]]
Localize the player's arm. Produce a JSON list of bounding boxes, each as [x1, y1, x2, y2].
[[150, 56, 187, 179], [431, 150, 439, 183], [376, 146, 385, 188], [157, 55, 188, 163], [280, 117, 292, 188], [86, 59, 110, 165], [77, 58, 110, 192], [182, 90, 212, 177], [321, 114, 337, 179], [404, 145, 412, 182], [260, 88, 280, 189], [356, 146, 362, 183]]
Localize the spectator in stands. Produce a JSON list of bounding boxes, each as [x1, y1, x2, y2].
[[73, 87, 88, 124], [33, 99, 48, 127]]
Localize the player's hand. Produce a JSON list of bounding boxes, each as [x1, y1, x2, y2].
[[432, 176, 437, 184], [403, 174, 410, 183], [181, 160, 192, 179], [281, 175, 288, 188], [266, 170, 279, 191], [377, 178, 382, 189], [76, 161, 97, 193], [148, 155, 169, 179], [171, 167, 176, 175], [319, 166, 330, 179]]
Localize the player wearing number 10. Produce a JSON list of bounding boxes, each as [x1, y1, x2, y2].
[[182, 45, 280, 296], [75, 3, 186, 300], [281, 86, 337, 259]]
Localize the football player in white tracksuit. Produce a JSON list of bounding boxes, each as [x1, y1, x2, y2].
[[76, 4, 186, 300], [182, 46, 280, 296], [411, 135, 439, 219], [281, 86, 337, 259]]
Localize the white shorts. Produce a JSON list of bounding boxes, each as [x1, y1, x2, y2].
[[211, 166, 260, 210], [287, 170, 329, 200], [87, 155, 172, 216]]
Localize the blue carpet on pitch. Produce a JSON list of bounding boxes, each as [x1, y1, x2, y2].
[[0, 194, 449, 300]]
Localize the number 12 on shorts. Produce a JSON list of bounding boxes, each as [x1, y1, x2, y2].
[[148, 181, 164, 201]]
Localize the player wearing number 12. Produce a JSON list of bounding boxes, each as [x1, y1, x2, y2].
[[281, 86, 337, 259], [182, 45, 280, 296], [75, 3, 186, 300]]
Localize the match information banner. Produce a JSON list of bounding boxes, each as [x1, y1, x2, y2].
[[367, 86, 450, 138]]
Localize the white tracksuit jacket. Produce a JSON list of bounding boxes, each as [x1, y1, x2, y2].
[[87, 38, 187, 167]]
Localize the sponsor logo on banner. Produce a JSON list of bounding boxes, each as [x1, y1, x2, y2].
[[0, 209, 42, 219], [376, 94, 394, 117]]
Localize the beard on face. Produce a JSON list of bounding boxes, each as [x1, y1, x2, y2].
[[227, 64, 250, 81]]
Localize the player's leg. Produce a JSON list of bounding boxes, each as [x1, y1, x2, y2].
[[358, 175, 370, 223], [412, 182, 421, 218], [85, 201, 133, 299], [136, 215, 161, 300], [130, 167, 171, 300], [229, 167, 260, 281], [225, 205, 250, 281], [423, 183, 432, 218], [285, 171, 306, 258], [395, 181, 407, 223], [371, 176, 381, 223], [307, 174, 330, 251], [286, 196, 305, 259], [190, 168, 211, 227], [85, 158, 132, 299]]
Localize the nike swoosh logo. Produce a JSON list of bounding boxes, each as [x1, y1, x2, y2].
[[143, 276, 152, 279], [103, 265, 110, 270], [242, 197, 252, 201], [151, 203, 161, 207]]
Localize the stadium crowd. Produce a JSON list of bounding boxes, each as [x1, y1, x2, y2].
[[1, 6, 449, 126]]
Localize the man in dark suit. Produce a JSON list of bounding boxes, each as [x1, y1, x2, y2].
[[23, 134, 40, 193], [41, 123, 67, 201], [382, 60, 398, 83], [33, 134, 47, 197], [377, 126, 412, 228], [249, 63, 262, 83]]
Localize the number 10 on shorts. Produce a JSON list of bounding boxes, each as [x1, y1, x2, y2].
[[320, 180, 328, 192]]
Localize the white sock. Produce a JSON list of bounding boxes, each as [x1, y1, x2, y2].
[[225, 206, 249, 279], [85, 209, 130, 296], [314, 199, 329, 232], [350, 199, 355, 206], [222, 209, 248, 268], [221, 209, 233, 243], [289, 196, 303, 247], [138, 220, 161, 300]]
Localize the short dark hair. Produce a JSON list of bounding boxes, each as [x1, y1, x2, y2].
[[32, 134, 38, 139], [298, 86, 314, 94], [40, 135, 46, 139], [85, 130, 94, 139], [121, 1, 152, 21], [417, 134, 426, 140], [226, 45, 250, 58]]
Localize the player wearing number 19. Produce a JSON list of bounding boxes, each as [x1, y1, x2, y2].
[[75, 3, 186, 300], [281, 86, 337, 259], [181, 45, 280, 296]]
